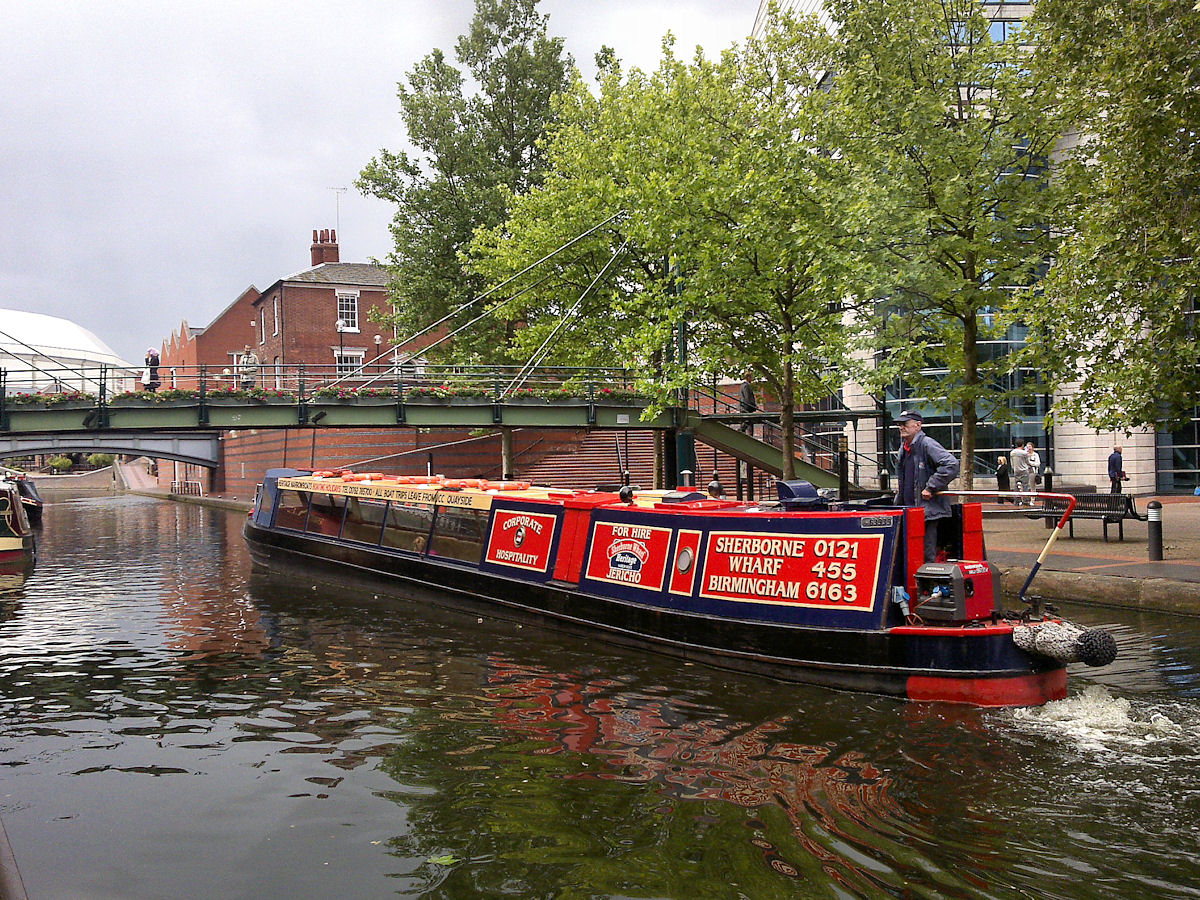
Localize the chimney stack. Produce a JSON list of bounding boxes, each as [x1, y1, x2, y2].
[[310, 228, 340, 267]]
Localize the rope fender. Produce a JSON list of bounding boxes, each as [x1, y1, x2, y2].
[[1012, 620, 1119, 668]]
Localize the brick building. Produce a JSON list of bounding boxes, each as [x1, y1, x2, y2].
[[152, 229, 452, 494], [249, 229, 399, 383], [160, 287, 261, 387]]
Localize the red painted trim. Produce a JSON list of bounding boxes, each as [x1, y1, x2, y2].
[[889, 624, 1014, 636], [907, 668, 1067, 706], [552, 508, 589, 583], [904, 507, 925, 596], [961, 502, 984, 560]]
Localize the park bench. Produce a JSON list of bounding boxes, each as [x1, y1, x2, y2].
[[1033, 493, 1148, 541]]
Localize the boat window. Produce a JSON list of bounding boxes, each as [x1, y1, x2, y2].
[[275, 490, 311, 531], [305, 492, 347, 537], [429, 506, 489, 563], [381, 501, 434, 553], [342, 498, 388, 545]]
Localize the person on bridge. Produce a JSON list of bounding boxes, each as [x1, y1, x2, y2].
[[893, 410, 960, 562], [238, 345, 260, 390], [143, 348, 160, 392], [737, 371, 757, 435]]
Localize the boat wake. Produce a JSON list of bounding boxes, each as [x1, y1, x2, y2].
[[1011, 684, 1187, 754]]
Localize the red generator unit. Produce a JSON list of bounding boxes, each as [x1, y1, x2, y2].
[[914, 561, 1001, 622]]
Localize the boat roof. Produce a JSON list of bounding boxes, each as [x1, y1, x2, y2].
[[276, 473, 672, 511], [272, 471, 903, 519]]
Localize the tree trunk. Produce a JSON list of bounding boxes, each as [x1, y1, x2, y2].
[[781, 357, 796, 481], [961, 312, 978, 490], [781, 401, 796, 481]]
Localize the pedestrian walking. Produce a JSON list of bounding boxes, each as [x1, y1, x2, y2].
[[1026, 443, 1042, 492], [238, 345, 260, 390], [995, 454, 1011, 501], [1108, 444, 1127, 493], [142, 348, 160, 392], [737, 371, 757, 435], [1010, 441, 1031, 504]]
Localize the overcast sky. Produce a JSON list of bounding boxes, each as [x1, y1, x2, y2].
[[1, 1, 753, 365]]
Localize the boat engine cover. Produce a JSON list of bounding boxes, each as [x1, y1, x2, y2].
[[914, 561, 1000, 622]]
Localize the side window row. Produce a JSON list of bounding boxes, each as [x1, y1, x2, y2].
[[273, 490, 488, 563]]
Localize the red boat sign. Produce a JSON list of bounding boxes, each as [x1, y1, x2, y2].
[[484, 509, 559, 573], [699, 531, 883, 610]]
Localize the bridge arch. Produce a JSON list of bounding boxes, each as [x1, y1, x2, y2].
[[0, 430, 221, 468]]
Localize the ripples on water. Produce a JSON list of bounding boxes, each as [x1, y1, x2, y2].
[[1, 496, 1199, 899]]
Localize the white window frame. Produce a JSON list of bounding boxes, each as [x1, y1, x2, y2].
[[273, 297, 280, 336], [337, 293, 360, 333], [335, 349, 364, 377]]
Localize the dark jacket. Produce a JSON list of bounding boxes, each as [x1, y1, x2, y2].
[[1108, 451, 1123, 481], [737, 380, 757, 413], [996, 460, 1011, 491], [894, 430, 960, 520]]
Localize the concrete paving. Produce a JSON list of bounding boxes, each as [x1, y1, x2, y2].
[[981, 495, 1200, 614]]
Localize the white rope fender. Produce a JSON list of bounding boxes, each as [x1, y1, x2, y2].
[[1012, 620, 1118, 667]]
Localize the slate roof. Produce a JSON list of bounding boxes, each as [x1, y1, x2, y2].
[[281, 262, 388, 286]]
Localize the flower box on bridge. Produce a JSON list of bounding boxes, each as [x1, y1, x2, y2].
[[205, 399, 301, 428]]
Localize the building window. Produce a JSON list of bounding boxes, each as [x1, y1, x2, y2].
[[259, 308, 266, 344], [336, 350, 364, 377], [337, 294, 359, 332], [273, 297, 280, 336]]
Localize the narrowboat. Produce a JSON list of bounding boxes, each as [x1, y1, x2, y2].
[[243, 469, 1118, 707], [0, 479, 36, 566], [0, 467, 42, 526]]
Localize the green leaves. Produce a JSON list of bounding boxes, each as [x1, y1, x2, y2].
[[357, 0, 572, 363], [827, 0, 1064, 481], [1022, 0, 1200, 430], [468, 9, 852, 476]]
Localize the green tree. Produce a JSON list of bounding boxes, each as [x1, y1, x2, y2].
[[1021, 0, 1200, 429], [828, 0, 1063, 486], [472, 15, 859, 479], [357, 0, 572, 362]]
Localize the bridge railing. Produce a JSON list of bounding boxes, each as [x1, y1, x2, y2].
[[0, 363, 643, 407]]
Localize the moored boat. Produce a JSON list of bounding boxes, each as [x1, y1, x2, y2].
[[243, 468, 1117, 707], [0, 478, 36, 566], [0, 467, 43, 526]]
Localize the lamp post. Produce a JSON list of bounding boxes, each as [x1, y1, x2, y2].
[[374, 334, 382, 376], [336, 318, 345, 376]]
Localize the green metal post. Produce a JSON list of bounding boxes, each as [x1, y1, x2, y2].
[[198, 365, 209, 426], [396, 369, 405, 424], [298, 365, 309, 425]]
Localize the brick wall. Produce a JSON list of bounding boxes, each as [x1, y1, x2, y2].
[[160, 286, 262, 387], [156, 426, 584, 498]]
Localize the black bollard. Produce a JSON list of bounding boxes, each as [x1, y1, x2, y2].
[[1148, 500, 1163, 561], [1043, 467, 1055, 529]]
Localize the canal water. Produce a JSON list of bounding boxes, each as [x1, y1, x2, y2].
[[2, 496, 1199, 899]]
